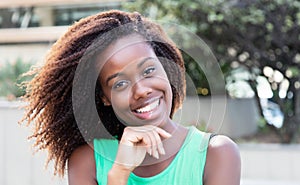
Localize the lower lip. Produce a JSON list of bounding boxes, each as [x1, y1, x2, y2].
[[133, 111, 154, 120], [132, 99, 160, 120]]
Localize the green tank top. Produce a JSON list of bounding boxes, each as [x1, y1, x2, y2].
[[93, 126, 210, 185]]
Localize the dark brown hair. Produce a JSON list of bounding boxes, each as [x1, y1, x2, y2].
[[21, 10, 185, 176]]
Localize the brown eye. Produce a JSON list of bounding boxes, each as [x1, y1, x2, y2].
[[113, 80, 129, 90], [143, 66, 156, 76]]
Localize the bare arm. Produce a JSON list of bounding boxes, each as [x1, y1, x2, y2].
[[68, 144, 98, 185], [204, 135, 241, 185]]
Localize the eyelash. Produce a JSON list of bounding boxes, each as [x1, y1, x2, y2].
[[143, 66, 156, 76], [113, 80, 129, 90], [112, 66, 156, 90]]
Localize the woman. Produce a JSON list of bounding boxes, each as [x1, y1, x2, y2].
[[22, 10, 241, 185]]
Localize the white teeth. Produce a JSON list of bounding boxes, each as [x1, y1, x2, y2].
[[136, 99, 160, 113]]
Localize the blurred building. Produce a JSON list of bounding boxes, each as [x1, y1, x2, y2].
[[0, 2, 126, 185], [0, 0, 125, 64]]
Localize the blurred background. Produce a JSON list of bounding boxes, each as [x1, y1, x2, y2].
[[0, 0, 299, 185]]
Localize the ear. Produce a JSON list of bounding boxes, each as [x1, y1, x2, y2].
[[101, 96, 111, 106]]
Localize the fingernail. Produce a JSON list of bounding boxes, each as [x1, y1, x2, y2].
[[161, 148, 165, 155], [154, 150, 159, 159], [165, 132, 172, 138]]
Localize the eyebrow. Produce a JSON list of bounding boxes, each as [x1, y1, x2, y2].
[[137, 57, 155, 68], [105, 57, 155, 86]]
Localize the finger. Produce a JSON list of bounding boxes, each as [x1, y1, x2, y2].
[[155, 127, 172, 139], [125, 134, 142, 145], [140, 133, 153, 156], [152, 131, 165, 155], [148, 130, 159, 159], [129, 126, 158, 157]]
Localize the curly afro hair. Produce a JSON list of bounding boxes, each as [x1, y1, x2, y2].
[[21, 10, 186, 176]]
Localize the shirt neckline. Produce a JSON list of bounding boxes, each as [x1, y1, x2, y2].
[[129, 126, 196, 182]]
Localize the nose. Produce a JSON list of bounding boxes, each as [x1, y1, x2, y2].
[[132, 80, 152, 100]]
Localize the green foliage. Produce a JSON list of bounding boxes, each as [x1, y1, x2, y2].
[[286, 66, 300, 77], [125, 0, 232, 96], [0, 58, 34, 99], [181, 51, 210, 96], [123, 0, 300, 142]]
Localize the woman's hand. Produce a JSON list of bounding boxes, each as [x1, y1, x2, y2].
[[115, 125, 172, 171], [107, 125, 171, 185]]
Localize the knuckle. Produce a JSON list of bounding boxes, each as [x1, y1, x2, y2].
[[123, 127, 131, 132]]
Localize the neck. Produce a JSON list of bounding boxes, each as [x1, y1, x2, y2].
[[133, 122, 189, 177], [160, 118, 178, 133], [136, 120, 189, 168]]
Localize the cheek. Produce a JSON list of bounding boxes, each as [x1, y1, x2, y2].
[[155, 72, 172, 94], [159, 76, 173, 105], [166, 82, 173, 106], [110, 91, 132, 124], [110, 90, 131, 110]]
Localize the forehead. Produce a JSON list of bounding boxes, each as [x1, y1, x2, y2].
[[100, 35, 157, 73]]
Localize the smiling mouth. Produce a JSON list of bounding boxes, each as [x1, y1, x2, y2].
[[134, 99, 160, 114]]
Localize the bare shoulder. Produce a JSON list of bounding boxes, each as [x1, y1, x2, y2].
[[204, 135, 241, 185], [68, 144, 97, 185], [68, 144, 95, 167], [208, 135, 239, 154]]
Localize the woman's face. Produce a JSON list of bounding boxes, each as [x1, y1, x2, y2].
[[99, 35, 173, 127]]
